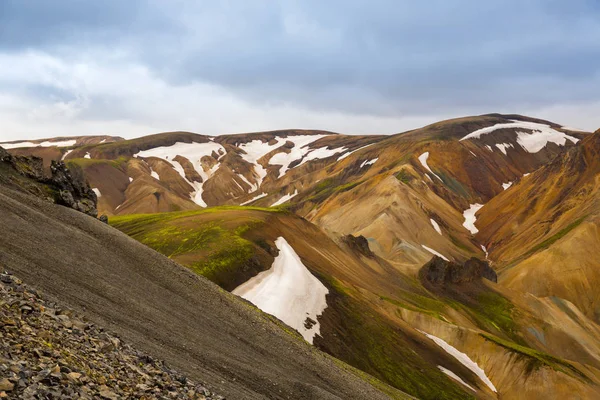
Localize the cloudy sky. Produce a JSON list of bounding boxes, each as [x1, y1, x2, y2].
[[1, 1, 599, 141]]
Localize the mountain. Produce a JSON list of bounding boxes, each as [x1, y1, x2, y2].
[[3, 113, 600, 399], [476, 129, 600, 322], [0, 173, 408, 399]]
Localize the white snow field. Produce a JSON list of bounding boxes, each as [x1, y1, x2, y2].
[[135, 141, 226, 207], [360, 158, 378, 168], [421, 245, 449, 261], [430, 218, 442, 235], [0, 139, 77, 149], [240, 192, 268, 206], [438, 366, 476, 392], [418, 152, 443, 181], [271, 189, 299, 207], [460, 120, 579, 153], [462, 203, 484, 234], [419, 330, 497, 392], [238, 139, 285, 189], [92, 188, 101, 198], [337, 143, 375, 161], [269, 135, 329, 178], [232, 237, 329, 344]]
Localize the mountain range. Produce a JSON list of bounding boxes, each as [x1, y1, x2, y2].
[[1, 113, 599, 399]]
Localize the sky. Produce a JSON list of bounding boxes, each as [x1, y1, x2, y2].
[[1, 0, 599, 142]]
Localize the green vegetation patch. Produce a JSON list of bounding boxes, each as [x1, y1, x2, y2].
[[320, 278, 474, 400], [480, 333, 589, 381], [110, 207, 281, 288], [394, 170, 414, 184]]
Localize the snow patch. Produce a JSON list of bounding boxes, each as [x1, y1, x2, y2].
[[61, 150, 73, 161], [84, 152, 91, 159], [238, 139, 284, 188], [463, 204, 484, 234], [430, 218, 442, 235], [360, 158, 378, 168], [240, 192, 268, 206], [150, 169, 160, 180], [271, 189, 298, 207], [460, 120, 579, 153], [135, 141, 225, 207], [269, 135, 329, 178], [469, 151, 477, 157], [419, 330, 497, 392], [296, 146, 347, 167], [337, 143, 375, 161], [418, 152, 443, 181], [481, 245, 489, 259], [523, 173, 530, 177], [128, 177, 133, 183], [502, 181, 513, 190], [438, 366, 476, 392], [232, 237, 329, 344], [495, 143, 513, 155], [421, 245, 449, 261], [0, 139, 77, 149], [485, 145, 493, 152], [92, 188, 101, 198], [99, 139, 106, 144]]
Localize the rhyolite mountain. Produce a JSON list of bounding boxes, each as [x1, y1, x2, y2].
[[2, 114, 600, 399]]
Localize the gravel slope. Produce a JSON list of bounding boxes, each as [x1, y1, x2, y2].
[[0, 185, 407, 399]]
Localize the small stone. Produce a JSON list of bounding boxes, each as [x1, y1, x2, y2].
[[67, 372, 82, 381], [0, 379, 14, 392]]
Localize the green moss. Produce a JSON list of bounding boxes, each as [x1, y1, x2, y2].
[[110, 207, 280, 287], [394, 170, 414, 184], [321, 279, 474, 400], [480, 333, 589, 381]]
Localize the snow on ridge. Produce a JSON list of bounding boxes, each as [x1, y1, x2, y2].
[[421, 245, 449, 261], [269, 135, 329, 178], [418, 330, 497, 392], [240, 192, 268, 206], [438, 366, 476, 392], [418, 152, 443, 182], [135, 141, 225, 207], [337, 143, 375, 161], [430, 218, 442, 235], [460, 120, 579, 153], [502, 181, 513, 190], [271, 189, 299, 207], [150, 169, 160, 180], [232, 237, 329, 344], [463, 203, 483, 235], [0, 139, 77, 149], [296, 146, 347, 168], [238, 139, 284, 188], [92, 188, 101, 198], [360, 158, 378, 168]]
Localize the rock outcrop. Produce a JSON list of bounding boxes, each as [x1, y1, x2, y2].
[[0, 271, 222, 399], [342, 234, 375, 258], [419, 256, 497, 285], [0, 146, 98, 217]]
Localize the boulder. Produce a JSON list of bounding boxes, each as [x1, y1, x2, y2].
[[419, 256, 497, 285]]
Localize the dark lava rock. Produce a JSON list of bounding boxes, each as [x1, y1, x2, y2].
[[99, 215, 109, 224], [342, 234, 374, 258], [419, 256, 497, 285], [0, 147, 98, 218]]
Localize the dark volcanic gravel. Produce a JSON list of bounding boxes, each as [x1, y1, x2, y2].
[[0, 271, 223, 399]]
